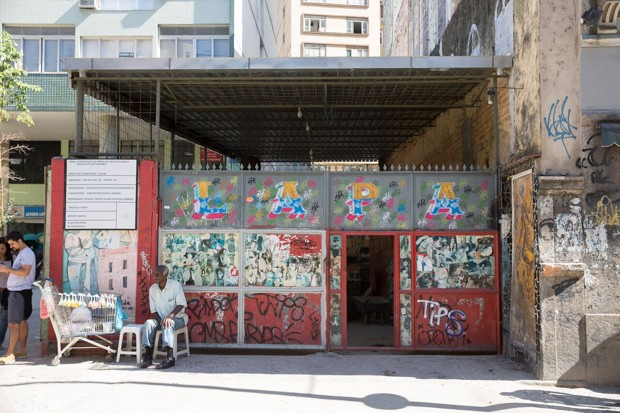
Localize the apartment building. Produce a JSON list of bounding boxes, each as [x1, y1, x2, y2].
[[0, 0, 277, 234], [277, 0, 381, 57]]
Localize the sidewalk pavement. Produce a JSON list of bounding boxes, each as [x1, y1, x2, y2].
[[1, 289, 619, 413]]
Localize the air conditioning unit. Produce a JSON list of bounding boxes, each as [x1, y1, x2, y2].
[[79, 0, 99, 9], [598, 1, 620, 34]]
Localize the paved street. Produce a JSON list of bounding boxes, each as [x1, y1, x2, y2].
[[1, 290, 618, 413]]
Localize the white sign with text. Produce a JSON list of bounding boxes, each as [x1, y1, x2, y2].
[[65, 159, 138, 229]]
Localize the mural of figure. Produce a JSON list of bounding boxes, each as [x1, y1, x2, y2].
[[64, 231, 98, 294]]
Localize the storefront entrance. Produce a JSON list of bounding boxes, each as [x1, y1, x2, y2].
[[345, 235, 396, 348]]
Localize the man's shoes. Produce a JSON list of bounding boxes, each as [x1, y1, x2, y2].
[[156, 357, 175, 370], [0, 354, 15, 365], [14, 352, 27, 359], [139, 354, 153, 369]]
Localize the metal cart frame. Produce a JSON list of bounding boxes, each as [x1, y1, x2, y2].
[[34, 280, 118, 365]]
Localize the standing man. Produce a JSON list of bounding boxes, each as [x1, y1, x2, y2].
[[0, 231, 36, 365], [140, 265, 187, 369]]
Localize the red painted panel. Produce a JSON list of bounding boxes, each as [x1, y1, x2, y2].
[[413, 292, 498, 351], [185, 292, 239, 344], [135, 160, 158, 324], [244, 293, 322, 345], [49, 158, 66, 288]]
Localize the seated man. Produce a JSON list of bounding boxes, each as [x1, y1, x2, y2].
[[140, 265, 187, 369]]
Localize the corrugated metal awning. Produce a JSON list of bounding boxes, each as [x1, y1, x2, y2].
[[66, 56, 512, 163]]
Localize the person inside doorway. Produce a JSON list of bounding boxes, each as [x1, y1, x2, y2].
[[0, 231, 36, 365], [139, 265, 188, 370]]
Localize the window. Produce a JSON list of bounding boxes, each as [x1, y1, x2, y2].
[[82, 38, 152, 58], [99, 0, 154, 10], [123, 276, 128, 288], [303, 44, 326, 57], [4, 26, 75, 73], [346, 47, 368, 57], [108, 262, 113, 272], [347, 0, 368, 5], [159, 26, 230, 58], [9, 141, 62, 184], [303, 16, 326, 32], [123, 260, 128, 270], [346, 19, 368, 34]]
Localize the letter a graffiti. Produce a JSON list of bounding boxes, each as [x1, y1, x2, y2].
[[269, 182, 306, 219], [424, 182, 464, 220], [346, 182, 378, 221], [192, 181, 227, 220]]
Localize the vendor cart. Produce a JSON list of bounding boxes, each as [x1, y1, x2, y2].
[[34, 280, 119, 366]]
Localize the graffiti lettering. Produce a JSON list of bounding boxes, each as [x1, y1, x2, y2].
[[268, 182, 306, 219], [576, 133, 613, 170], [417, 299, 468, 339], [544, 96, 577, 159], [424, 182, 464, 221], [244, 293, 321, 345], [186, 293, 238, 344], [417, 327, 472, 346], [190, 320, 237, 344], [139, 251, 152, 316], [346, 182, 378, 221], [192, 181, 227, 220], [594, 196, 620, 226]]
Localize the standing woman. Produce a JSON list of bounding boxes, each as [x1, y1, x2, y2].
[[0, 239, 13, 350]]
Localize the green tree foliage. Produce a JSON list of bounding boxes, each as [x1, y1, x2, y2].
[[0, 30, 42, 233], [0, 30, 42, 126]]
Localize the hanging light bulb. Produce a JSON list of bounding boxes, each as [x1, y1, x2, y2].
[[297, 107, 303, 118], [306, 121, 310, 132]]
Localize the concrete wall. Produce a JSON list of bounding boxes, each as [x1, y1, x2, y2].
[[234, 0, 279, 57]]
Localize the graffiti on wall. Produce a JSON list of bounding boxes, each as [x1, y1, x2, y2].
[[331, 174, 411, 230], [63, 230, 137, 322], [544, 96, 578, 159], [244, 293, 322, 345], [555, 210, 583, 262], [400, 294, 412, 346], [244, 233, 323, 287], [414, 294, 496, 349], [161, 232, 239, 287], [244, 173, 324, 228], [510, 172, 537, 353], [400, 235, 412, 290], [495, 0, 514, 55], [330, 235, 342, 290], [160, 173, 241, 229], [185, 292, 238, 344], [414, 175, 495, 230], [330, 293, 342, 346], [415, 235, 495, 289]]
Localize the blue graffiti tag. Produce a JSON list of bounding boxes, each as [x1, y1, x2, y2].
[[544, 96, 578, 159]]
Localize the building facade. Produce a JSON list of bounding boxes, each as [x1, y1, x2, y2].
[[277, 0, 381, 57], [0, 0, 277, 234], [383, 0, 620, 385]]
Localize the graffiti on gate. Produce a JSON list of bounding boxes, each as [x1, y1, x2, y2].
[[331, 174, 411, 230], [329, 293, 342, 346], [244, 233, 323, 288], [185, 292, 238, 344], [400, 294, 412, 346], [414, 175, 494, 230], [161, 232, 239, 287], [244, 293, 322, 345], [414, 295, 494, 349], [544, 96, 578, 159], [160, 173, 241, 229], [424, 182, 464, 221], [330, 235, 342, 290], [245, 174, 324, 228], [415, 235, 495, 289], [400, 235, 412, 290]]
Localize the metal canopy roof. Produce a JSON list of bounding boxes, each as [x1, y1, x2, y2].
[[66, 56, 512, 163]]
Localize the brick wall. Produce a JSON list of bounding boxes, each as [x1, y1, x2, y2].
[[387, 77, 511, 169]]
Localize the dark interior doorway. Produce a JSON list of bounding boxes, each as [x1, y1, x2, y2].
[[346, 235, 394, 347]]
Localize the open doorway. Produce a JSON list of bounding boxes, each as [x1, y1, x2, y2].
[[346, 235, 395, 347]]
